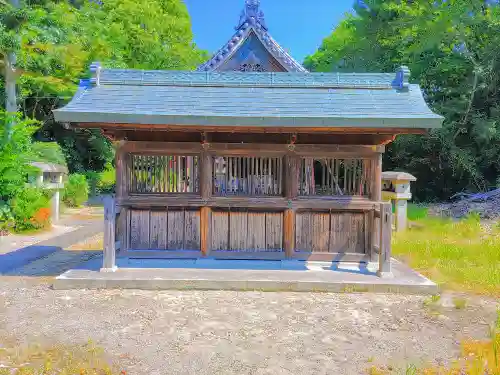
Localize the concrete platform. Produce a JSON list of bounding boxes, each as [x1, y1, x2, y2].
[[53, 258, 438, 294]]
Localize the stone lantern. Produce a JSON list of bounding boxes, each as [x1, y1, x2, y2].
[[29, 162, 68, 222], [381, 171, 417, 232]]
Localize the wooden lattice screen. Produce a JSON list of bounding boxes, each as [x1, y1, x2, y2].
[[299, 158, 372, 197], [129, 155, 199, 194], [213, 156, 283, 196]]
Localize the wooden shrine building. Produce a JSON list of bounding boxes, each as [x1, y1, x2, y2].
[[54, 0, 442, 275]]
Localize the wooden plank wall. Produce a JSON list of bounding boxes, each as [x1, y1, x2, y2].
[[129, 209, 201, 250], [295, 211, 366, 254], [211, 211, 283, 252]]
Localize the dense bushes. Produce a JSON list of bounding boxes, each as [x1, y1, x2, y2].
[[62, 174, 89, 207], [85, 164, 116, 196], [11, 187, 52, 231]]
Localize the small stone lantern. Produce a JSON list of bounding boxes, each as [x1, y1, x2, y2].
[[29, 162, 68, 222], [381, 171, 417, 232]]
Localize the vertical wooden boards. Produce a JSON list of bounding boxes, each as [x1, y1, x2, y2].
[[329, 212, 366, 253], [229, 211, 248, 250], [266, 212, 283, 251], [130, 209, 150, 249], [295, 212, 312, 251], [150, 211, 168, 250], [184, 210, 201, 250], [211, 211, 229, 250], [349, 212, 365, 254], [209, 211, 285, 252], [312, 213, 330, 252], [167, 210, 185, 250], [329, 213, 348, 253], [247, 212, 266, 251]]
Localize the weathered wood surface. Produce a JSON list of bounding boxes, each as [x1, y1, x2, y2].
[[283, 209, 295, 257], [266, 212, 283, 251], [81, 122, 423, 135], [130, 209, 150, 250], [295, 212, 312, 252], [102, 197, 117, 271], [184, 210, 201, 250], [200, 206, 211, 255], [371, 154, 382, 261], [121, 141, 385, 155], [211, 211, 229, 250], [128, 209, 201, 250], [120, 196, 379, 211], [210, 211, 284, 252], [312, 213, 330, 252], [295, 211, 366, 254], [247, 212, 266, 251], [167, 210, 184, 250], [378, 202, 393, 276], [149, 211, 168, 249]]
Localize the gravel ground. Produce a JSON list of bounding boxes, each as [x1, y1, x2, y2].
[[0, 278, 498, 375]]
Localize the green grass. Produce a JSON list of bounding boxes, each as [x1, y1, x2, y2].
[[393, 209, 500, 296], [0, 341, 121, 375], [406, 203, 429, 221]]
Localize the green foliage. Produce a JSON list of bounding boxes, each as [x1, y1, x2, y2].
[[11, 187, 51, 232], [62, 173, 89, 207], [96, 164, 116, 194], [0, 111, 39, 200], [305, 1, 500, 200], [31, 141, 66, 165], [85, 163, 115, 196], [1, 0, 207, 173], [0, 200, 14, 234]]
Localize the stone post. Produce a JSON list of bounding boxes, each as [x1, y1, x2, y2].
[[101, 196, 117, 272]]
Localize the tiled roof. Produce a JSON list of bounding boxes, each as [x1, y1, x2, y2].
[[53, 67, 443, 129]]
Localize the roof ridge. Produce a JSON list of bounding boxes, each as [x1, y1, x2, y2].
[[94, 69, 402, 89]]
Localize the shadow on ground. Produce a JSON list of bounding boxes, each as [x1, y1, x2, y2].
[[0, 245, 102, 277]]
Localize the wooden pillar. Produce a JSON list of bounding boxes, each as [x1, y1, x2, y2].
[[372, 153, 382, 201], [115, 141, 128, 251], [370, 153, 383, 262], [284, 154, 298, 258], [101, 196, 117, 272], [377, 202, 393, 278], [200, 150, 212, 256]]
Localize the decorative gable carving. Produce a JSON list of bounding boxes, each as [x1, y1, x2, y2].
[[197, 0, 307, 73]]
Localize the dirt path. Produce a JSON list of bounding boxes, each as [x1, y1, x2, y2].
[[0, 279, 497, 375]]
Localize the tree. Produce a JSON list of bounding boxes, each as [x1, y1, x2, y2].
[[305, 0, 500, 200], [1, 0, 207, 172]]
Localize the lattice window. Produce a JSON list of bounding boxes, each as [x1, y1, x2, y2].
[[129, 154, 199, 194], [299, 158, 372, 197], [213, 156, 283, 196]]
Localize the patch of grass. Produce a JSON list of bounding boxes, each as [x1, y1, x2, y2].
[[393, 214, 500, 296], [407, 204, 429, 221], [0, 341, 122, 374], [423, 294, 441, 307], [453, 297, 468, 310], [367, 331, 500, 374]]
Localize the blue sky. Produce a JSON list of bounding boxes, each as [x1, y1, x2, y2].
[[183, 0, 354, 63]]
